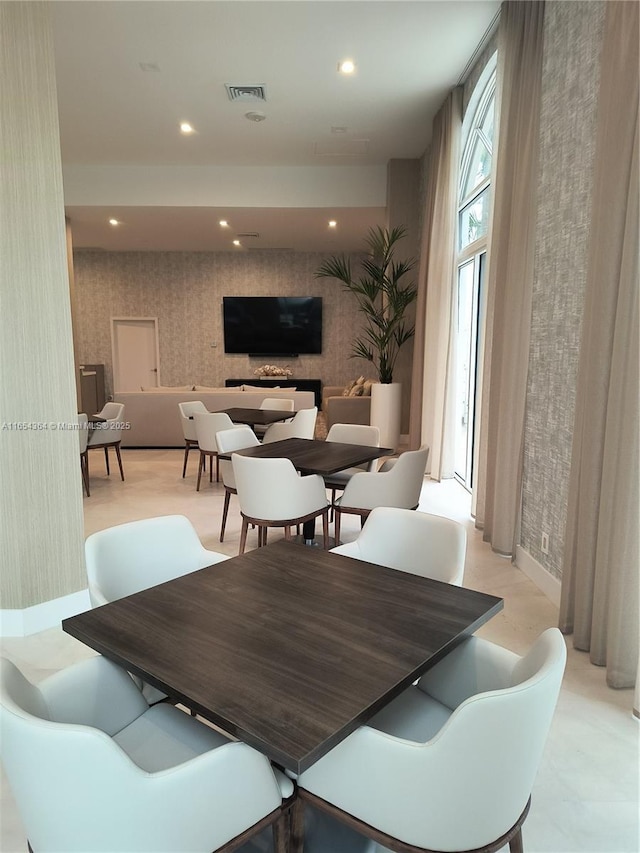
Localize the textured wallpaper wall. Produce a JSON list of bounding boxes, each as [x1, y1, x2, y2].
[[73, 249, 375, 399], [520, 1, 606, 578]]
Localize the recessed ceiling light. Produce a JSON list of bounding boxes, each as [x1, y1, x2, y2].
[[244, 111, 266, 122], [219, 220, 229, 228], [108, 218, 119, 226], [180, 122, 195, 134], [232, 239, 241, 247], [328, 220, 337, 228], [338, 59, 356, 75]]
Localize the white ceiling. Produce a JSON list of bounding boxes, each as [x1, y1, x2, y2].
[[53, 0, 500, 252]]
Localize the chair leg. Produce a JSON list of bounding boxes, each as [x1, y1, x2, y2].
[[215, 453, 220, 482], [104, 446, 110, 475], [272, 810, 290, 853], [209, 452, 213, 483], [290, 798, 305, 853], [80, 454, 90, 497], [284, 526, 292, 540], [114, 442, 124, 481], [321, 510, 329, 549], [334, 509, 341, 546], [182, 442, 190, 478], [330, 488, 336, 522], [196, 452, 204, 491], [509, 828, 524, 853], [220, 490, 231, 542], [239, 517, 249, 554]]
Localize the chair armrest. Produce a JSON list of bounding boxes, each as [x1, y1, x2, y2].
[[39, 656, 148, 734], [416, 635, 518, 710]]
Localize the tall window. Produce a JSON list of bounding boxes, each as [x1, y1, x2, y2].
[[453, 59, 496, 490]]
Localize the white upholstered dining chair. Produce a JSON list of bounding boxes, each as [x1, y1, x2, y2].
[[86, 402, 126, 481], [232, 453, 329, 553], [215, 426, 260, 542], [193, 411, 235, 488], [333, 446, 429, 545], [262, 406, 318, 443], [254, 397, 295, 438], [294, 628, 567, 853], [331, 506, 467, 586], [0, 655, 294, 853], [85, 514, 227, 704], [78, 413, 90, 497], [323, 423, 381, 516], [177, 400, 208, 477]]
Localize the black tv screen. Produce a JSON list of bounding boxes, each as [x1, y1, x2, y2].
[[223, 296, 322, 356]]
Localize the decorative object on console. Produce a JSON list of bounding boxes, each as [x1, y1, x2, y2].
[[315, 226, 417, 451], [254, 364, 293, 378]]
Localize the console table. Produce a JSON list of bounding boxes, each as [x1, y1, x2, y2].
[[226, 378, 323, 409]]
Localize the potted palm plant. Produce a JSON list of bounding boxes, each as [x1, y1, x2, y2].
[[315, 225, 417, 448]]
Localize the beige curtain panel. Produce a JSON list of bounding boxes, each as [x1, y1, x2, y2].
[[474, 0, 545, 555], [559, 1, 639, 690], [409, 86, 462, 478]]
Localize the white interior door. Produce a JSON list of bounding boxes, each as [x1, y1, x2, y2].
[[111, 318, 160, 391]]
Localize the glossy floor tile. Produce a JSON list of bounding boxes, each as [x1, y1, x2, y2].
[[1, 449, 638, 852]]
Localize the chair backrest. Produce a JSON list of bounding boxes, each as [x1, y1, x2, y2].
[[78, 413, 89, 454], [262, 406, 318, 443], [85, 514, 227, 606], [340, 446, 429, 511], [99, 402, 125, 422], [331, 507, 466, 585], [216, 426, 260, 488], [260, 398, 295, 412], [193, 412, 234, 453], [232, 453, 325, 519], [178, 400, 208, 442], [326, 423, 380, 447]]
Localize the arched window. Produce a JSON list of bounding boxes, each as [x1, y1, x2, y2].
[[452, 57, 496, 490]]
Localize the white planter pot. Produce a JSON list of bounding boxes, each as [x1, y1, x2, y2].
[[370, 382, 401, 451]]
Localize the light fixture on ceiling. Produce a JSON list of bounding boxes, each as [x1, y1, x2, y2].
[[108, 218, 119, 226], [244, 111, 266, 122], [232, 239, 241, 247], [219, 220, 229, 228], [338, 59, 356, 75], [180, 122, 195, 134], [328, 220, 337, 228]]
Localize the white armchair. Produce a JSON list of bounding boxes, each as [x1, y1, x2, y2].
[[178, 400, 208, 477], [86, 402, 126, 481], [323, 423, 381, 516], [232, 453, 329, 553], [331, 506, 467, 585], [215, 426, 260, 542], [262, 406, 318, 443], [295, 628, 567, 853], [193, 411, 235, 488], [85, 514, 227, 704], [0, 655, 294, 853], [78, 413, 90, 497], [333, 446, 429, 545], [255, 397, 295, 438]]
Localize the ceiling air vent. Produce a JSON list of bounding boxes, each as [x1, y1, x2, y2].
[[237, 232, 260, 239], [225, 84, 267, 102]]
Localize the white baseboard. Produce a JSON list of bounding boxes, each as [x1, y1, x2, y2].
[[515, 545, 561, 607], [1, 589, 91, 638]]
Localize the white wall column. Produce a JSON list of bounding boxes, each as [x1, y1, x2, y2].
[[0, 2, 85, 632]]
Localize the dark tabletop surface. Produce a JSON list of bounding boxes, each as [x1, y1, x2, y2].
[[214, 407, 293, 426], [63, 541, 503, 774], [221, 436, 394, 476]]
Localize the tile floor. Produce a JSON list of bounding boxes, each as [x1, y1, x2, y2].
[[1, 448, 638, 852]]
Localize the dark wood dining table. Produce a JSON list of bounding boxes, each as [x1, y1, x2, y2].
[[188, 407, 293, 428], [62, 540, 503, 775]]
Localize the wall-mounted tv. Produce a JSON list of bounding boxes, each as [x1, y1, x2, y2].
[[223, 296, 322, 356]]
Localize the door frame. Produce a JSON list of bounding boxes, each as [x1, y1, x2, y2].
[[110, 317, 161, 392]]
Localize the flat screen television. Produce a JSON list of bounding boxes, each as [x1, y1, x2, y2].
[[223, 296, 322, 356]]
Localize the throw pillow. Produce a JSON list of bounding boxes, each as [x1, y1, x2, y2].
[[348, 383, 365, 397], [342, 379, 357, 397], [363, 380, 374, 396]]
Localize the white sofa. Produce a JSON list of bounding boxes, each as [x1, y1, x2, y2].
[[114, 387, 316, 447]]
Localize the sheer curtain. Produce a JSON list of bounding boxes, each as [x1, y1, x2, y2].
[[408, 87, 462, 480], [559, 0, 639, 690], [474, 1, 544, 554]]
